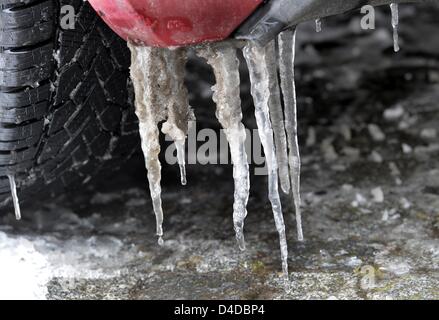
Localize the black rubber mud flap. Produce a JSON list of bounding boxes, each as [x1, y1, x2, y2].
[[0, 0, 139, 206]]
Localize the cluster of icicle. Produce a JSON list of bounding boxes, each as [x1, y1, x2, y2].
[[128, 44, 192, 246], [128, 6, 401, 278], [129, 28, 303, 278], [0, 3, 400, 280]]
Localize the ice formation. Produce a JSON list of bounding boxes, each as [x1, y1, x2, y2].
[[129, 43, 191, 245], [161, 48, 191, 186], [390, 3, 400, 52], [243, 42, 289, 277], [278, 29, 304, 242], [128, 34, 307, 276], [265, 41, 291, 194], [197, 43, 250, 251], [7, 175, 21, 220]]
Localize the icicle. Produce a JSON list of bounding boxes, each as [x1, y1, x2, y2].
[[197, 43, 250, 251], [175, 141, 187, 186], [128, 43, 169, 245], [278, 28, 304, 242], [265, 41, 291, 194], [390, 3, 400, 52], [161, 48, 191, 186], [243, 41, 289, 278], [7, 175, 21, 220], [315, 18, 322, 33]]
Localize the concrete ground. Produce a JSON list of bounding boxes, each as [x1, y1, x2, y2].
[[0, 4, 438, 299]]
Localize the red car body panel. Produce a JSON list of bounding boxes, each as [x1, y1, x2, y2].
[[88, 0, 263, 47]]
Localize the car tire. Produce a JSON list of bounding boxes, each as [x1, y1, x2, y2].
[[0, 0, 139, 205]]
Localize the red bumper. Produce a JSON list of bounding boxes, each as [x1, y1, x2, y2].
[[88, 0, 263, 48]]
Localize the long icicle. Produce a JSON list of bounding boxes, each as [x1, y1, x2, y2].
[[390, 3, 400, 52], [265, 41, 291, 194], [161, 48, 191, 186], [129, 43, 169, 246], [278, 28, 304, 241], [243, 42, 289, 278], [7, 175, 21, 220], [197, 43, 250, 251]]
